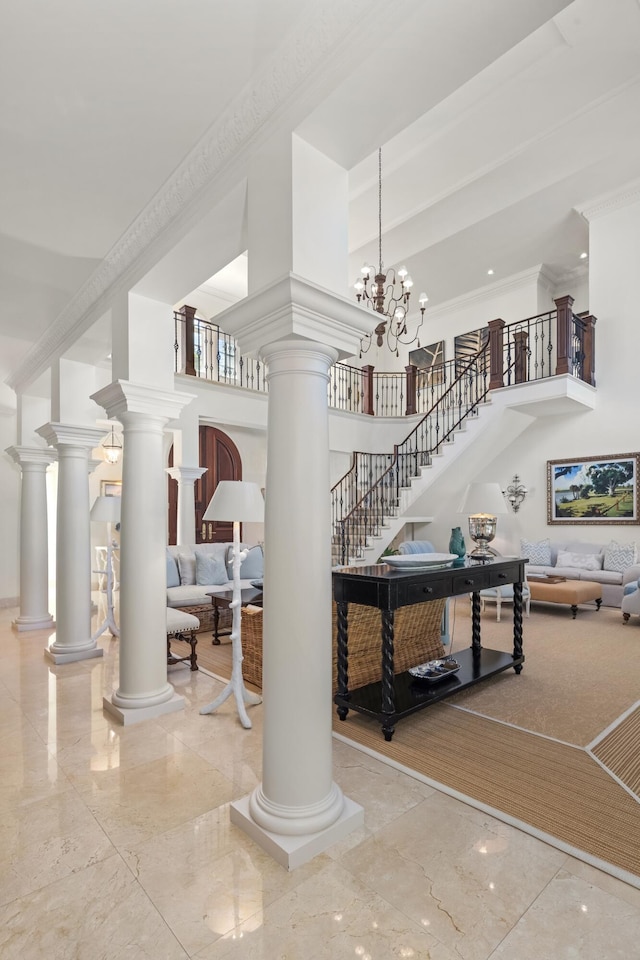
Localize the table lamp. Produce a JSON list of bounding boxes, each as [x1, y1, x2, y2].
[[458, 482, 506, 560], [199, 480, 265, 729], [90, 494, 121, 640]]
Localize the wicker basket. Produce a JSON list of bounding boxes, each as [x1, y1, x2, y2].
[[241, 599, 446, 692], [171, 602, 232, 636]]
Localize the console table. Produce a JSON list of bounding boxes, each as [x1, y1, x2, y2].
[[332, 556, 527, 741]]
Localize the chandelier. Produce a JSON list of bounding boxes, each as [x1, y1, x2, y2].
[[101, 425, 122, 464], [354, 147, 428, 357]]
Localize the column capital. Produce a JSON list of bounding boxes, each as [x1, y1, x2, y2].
[[6, 445, 57, 467], [261, 339, 339, 378], [166, 466, 207, 483], [214, 273, 373, 361], [91, 380, 196, 422], [36, 423, 106, 449]]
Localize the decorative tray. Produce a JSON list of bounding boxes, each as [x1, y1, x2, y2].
[[384, 553, 457, 572], [408, 657, 461, 682]]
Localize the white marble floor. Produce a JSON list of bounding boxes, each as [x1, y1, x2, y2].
[[1, 604, 639, 959]]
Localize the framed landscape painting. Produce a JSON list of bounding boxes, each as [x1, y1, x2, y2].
[[547, 453, 640, 524]]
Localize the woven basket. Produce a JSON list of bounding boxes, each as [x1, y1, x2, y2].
[[241, 599, 446, 692], [171, 602, 231, 636]]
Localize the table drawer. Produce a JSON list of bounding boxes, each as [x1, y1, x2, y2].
[[458, 569, 493, 592], [404, 577, 453, 604]]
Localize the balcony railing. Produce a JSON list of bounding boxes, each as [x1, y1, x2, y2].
[[175, 294, 595, 417]]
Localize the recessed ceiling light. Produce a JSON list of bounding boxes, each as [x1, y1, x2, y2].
[[487, 269, 494, 275], [579, 252, 588, 259]]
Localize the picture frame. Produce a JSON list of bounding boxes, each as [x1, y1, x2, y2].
[[410, 341, 445, 385], [547, 453, 640, 524], [454, 326, 489, 376], [101, 480, 122, 498]]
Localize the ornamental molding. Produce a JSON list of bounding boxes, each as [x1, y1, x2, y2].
[[5, 445, 57, 467], [8, 0, 396, 395], [216, 273, 372, 361], [91, 380, 197, 421], [36, 423, 106, 449], [166, 466, 208, 483], [576, 177, 640, 221]]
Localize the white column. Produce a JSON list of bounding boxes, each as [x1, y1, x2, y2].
[[36, 424, 106, 663], [6, 446, 56, 632], [166, 466, 207, 544], [92, 381, 195, 725], [230, 338, 365, 868]]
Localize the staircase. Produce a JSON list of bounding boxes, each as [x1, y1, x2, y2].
[[331, 345, 492, 566]]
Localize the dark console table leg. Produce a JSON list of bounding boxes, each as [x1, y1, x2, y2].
[[471, 592, 482, 655], [380, 608, 396, 741], [335, 601, 349, 720], [212, 601, 220, 645], [513, 580, 524, 672]]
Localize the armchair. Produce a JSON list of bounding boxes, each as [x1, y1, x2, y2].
[[622, 578, 640, 621]]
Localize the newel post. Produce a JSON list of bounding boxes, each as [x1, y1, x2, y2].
[[405, 364, 417, 415], [179, 304, 197, 377], [581, 314, 597, 386], [488, 319, 505, 389], [554, 295, 575, 376], [513, 330, 529, 383], [362, 364, 375, 416]]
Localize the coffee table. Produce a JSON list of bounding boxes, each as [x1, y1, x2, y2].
[[207, 586, 263, 644], [527, 577, 602, 618]]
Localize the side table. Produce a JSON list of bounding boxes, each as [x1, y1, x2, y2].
[[207, 586, 263, 644]]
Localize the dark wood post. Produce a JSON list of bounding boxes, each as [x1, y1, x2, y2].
[[554, 295, 575, 376], [362, 364, 375, 416], [580, 314, 596, 386], [513, 330, 529, 383], [405, 364, 417, 415], [488, 318, 505, 389], [179, 304, 197, 377]]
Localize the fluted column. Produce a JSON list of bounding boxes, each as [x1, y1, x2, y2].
[[92, 381, 195, 725], [231, 339, 364, 867], [166, 466, 207, 544], [6, 446, 56, 632], [36, 424, 106, 663]]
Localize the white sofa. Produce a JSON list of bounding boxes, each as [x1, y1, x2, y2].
[[166, 542, 264, 609], [521, 537, 640, 608]]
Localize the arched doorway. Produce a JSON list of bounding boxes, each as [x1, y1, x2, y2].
[[167, 426, 242, 544]]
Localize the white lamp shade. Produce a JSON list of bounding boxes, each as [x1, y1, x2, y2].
[[90, 495, 122, 523], [203, 480, 264, 523], [458, 482, 506, 516]]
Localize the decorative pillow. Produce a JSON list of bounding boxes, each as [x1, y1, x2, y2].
[[194, 549, 229, 586], [176, 551, 196, 586], [166, 552, 180, 588], [520, 538, 552, 565], [240, 544, 264, 579], [604, 541, 638, 574], [556, 550, 603, 572]]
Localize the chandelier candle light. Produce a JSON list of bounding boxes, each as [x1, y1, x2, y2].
[[355, 147, 428, 357], [199, 481, 265, 729]]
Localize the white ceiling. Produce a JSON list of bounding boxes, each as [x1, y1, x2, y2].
[[3, 0, 640, 387]]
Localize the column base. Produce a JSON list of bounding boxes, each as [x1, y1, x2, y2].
[[45, 642, 103, 664], [230, 793, 364, 870], [13, 614, 55, 632], [103, 691, 185, 726]]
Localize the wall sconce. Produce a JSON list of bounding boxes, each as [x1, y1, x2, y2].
[[503, 474, 527, 513], [101, 425, 122, 464]]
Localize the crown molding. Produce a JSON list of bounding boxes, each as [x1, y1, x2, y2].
[[36, 423, 106, 449], [576, 178, 640, 221], [91, 381, 197, 421], [6, 445, 57, 467], [423, 265, 549, 323], [7, 0, 396, 396]]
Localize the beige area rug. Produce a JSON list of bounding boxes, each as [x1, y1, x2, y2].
[[176, 602, 640, 882], [592, 705, 640, 800]]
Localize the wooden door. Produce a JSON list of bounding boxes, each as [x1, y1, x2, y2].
[[167, 426, 242, 544]]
